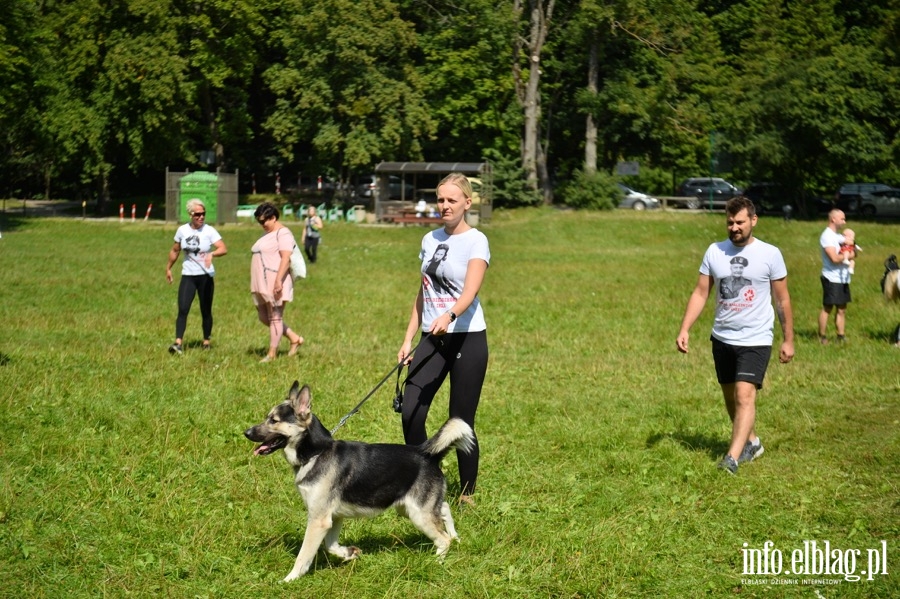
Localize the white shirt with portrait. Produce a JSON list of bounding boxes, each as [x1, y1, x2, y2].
[[700, 238, 787, 346], [419, 228, 490, 333], [174, 223, 222, 276]]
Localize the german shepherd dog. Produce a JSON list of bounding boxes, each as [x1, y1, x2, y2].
[[244, 381, 475, 581]]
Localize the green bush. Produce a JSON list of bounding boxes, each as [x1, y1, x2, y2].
[[559, 169, 619, 209]]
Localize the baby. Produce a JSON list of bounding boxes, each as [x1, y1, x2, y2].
[[840, 229, 861, 274]]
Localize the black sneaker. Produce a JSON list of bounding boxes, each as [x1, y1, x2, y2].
[[168, 343, 183, 355], [717, 455, 738, 474], [738, 439, 764, 464]]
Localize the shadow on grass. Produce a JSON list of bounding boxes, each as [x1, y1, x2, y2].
[[800, 324, 899, 344], [864, 325, 900, 344], [275, 529, 435, 573], [0, 352, 10, 366], [646, 430, 729, 460], [0, 214, 27, 234], [794, 327, 825, 343]]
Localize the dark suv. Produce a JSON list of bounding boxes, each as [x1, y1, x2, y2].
[[745, 182, 833, 216], [676, 177, 742, 209], [744, 182, 789, 214], [836, 183, 897, 213]]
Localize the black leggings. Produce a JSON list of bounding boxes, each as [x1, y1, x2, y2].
[[304, 236, 320, 263], [401, 331, 488, 495], [175, 274, 215, 340]]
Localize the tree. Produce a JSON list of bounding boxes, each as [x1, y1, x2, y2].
[[33, 0, 200, 207], [549, 0, 728, 196], [716, 0, 900, 208], [0, 0, 47, 197], [173, 0, 266, 169], [264, 0, 433, 181], [412, 0, 521, 162], [513, 0, 556, 202]]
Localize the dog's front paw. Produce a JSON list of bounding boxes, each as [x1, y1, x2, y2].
[[344, 546, 361, 561], [282, 569, 305, 583]]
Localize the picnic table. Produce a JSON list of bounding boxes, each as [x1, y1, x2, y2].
[[379, 200, 443, 225]]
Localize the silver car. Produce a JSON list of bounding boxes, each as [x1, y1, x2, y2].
[[857, 190, 900, 216], [617, 183, 660, 211]]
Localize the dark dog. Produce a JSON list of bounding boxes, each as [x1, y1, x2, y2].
[[244, 381, 475, 581]]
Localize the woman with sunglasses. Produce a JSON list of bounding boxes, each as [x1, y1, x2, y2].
[[250, 202, 304, 362], [165, 199, 228, 354]]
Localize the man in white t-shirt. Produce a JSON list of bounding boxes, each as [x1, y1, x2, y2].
[[818, 209, 853, 344], [676, 197, 795, 475]]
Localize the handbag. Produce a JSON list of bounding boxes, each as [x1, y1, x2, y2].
[[290, 243, 307, 279]]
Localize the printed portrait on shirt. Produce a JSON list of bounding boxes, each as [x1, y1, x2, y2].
[[720, 256, 751, 300], [424, 243, 460, 295]]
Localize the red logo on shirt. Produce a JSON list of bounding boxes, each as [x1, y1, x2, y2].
[[743, 288, 755, 302]]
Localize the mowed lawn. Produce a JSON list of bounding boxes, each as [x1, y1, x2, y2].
[[0, 208, 897, 598]]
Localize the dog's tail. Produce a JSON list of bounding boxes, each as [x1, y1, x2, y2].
[[420, 418, 475, 458]]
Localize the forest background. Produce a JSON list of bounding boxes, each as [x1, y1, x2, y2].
[[1, 0, 898, 213]]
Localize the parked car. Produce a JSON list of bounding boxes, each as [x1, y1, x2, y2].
[[617, 183, 660, 210], [676, 177, 742, 209], [836, 182, 898, 213], [354, 174, 415, 202], [744, 182, 834, 216], [856, 189, 900, 216], [744, 182, 786, 214], [286, 176, 336, 201]]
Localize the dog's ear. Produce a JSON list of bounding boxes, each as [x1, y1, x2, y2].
[[289, 383, 312, 421]]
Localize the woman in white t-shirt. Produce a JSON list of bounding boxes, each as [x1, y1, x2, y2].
[[165, 199, 228, 354], [397, 173, 490, 506]]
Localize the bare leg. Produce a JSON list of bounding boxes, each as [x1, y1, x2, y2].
[[722, 381, 757, 461], [834, 305, 847, 337], [818, 306, 832, 338]]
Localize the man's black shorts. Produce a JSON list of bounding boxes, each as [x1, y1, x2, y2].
[[821, 276, 851, 306], [711, 337, 771, 389]]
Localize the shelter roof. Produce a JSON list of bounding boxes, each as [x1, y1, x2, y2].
[[375, 161, 488, 175]]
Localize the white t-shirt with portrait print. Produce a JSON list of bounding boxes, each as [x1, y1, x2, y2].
[[174, 223, 222, 276], [699, 238, 787, 347], [419, 228, 490, 333]]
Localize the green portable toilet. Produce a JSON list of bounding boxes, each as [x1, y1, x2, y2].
[[179, 172, 219, 222]]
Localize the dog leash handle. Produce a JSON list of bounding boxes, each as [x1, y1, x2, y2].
[[330, 336, 426, 435]]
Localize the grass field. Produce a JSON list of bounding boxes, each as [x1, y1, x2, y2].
[[0, 208, 897, 598]]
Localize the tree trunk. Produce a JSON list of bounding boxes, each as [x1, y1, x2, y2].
[[97, 170, 110, 214], [584, 40, 598, 175], [200, 82, 224, 167], [43, 166, 52, 200], [514, 0, 555, 200]]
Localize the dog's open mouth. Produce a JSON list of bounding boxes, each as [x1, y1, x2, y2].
[[253, 436, 288, 456]]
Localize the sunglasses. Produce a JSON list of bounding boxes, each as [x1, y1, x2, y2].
[[192, 212, 206, 217], [257, 217, 269, 225]]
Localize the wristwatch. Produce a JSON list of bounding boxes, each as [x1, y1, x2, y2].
[[448, 311, 457, 323]]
